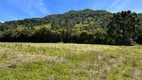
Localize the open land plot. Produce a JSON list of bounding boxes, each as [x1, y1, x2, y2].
[[0, 43, 142, 80]]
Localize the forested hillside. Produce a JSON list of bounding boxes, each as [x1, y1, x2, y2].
[[0, 9, 142, 45]]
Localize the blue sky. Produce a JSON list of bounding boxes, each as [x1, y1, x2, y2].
[[0, 0, 142, 22]]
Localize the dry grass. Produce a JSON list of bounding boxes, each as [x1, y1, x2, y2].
[[0, 46, 66, 70], [0, 42, 141, 80]]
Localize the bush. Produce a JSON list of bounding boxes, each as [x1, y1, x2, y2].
[[124, 38, 134, 46]]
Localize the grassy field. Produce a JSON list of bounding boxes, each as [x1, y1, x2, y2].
[[0, 43, 142, 80]]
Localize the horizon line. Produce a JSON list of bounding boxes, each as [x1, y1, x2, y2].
[[1, 9, 142, 23]]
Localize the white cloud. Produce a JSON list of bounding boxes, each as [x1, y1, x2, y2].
[[0, 11, 17, 21], [7, 0, 50, 16], [107, 0, 121, 9], [35, 0, 50, 14], [109, 0, 131, 12], [0, 20, 5, 23], [116, 0, 131, 11]]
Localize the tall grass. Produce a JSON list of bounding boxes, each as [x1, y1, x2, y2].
[[0, 42, 141, 80]]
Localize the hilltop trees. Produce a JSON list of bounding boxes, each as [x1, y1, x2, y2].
[[0, 9, 142, 45], [107, 11, 141, 45]]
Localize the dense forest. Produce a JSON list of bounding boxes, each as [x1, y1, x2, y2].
[[0, 9, 142, 45]]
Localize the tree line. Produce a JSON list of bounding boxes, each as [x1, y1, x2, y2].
[[0, 9, 142, 45]]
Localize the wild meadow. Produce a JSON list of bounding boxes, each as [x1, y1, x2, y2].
[[0, 43, 142, 80]]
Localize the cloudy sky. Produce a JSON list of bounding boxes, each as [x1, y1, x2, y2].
[[0, 0, 142, 22]]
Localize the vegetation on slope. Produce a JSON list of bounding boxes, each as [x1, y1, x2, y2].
[[0, 9, 142, 45]]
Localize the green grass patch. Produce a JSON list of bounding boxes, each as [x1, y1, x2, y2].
[[0, 43, 141, 80]]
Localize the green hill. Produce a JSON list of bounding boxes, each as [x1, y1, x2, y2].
[[0, 9, 142, 45]]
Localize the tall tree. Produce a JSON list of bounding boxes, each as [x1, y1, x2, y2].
[[107, 11, 140, 45]]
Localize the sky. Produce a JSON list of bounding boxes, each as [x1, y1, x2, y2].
[[0, 0, 142, 22]]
